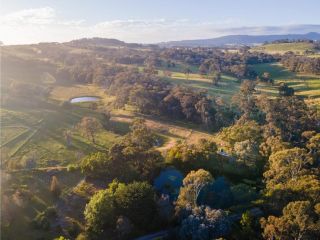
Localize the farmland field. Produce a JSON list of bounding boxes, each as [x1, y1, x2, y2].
[[253, 42, 318, 55], [250, 63, 320, 106], [167, 71, 240, 102]]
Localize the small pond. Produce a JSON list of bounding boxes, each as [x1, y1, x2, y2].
[[70, 96, 100, 103]]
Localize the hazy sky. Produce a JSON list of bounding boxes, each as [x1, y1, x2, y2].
[[1, 0, 320, 44]]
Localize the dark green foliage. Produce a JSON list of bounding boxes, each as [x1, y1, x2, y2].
[[231, 183, 258, 205], [84, 180, 157, 239], [197, 177, 233, 209], [84, 189, 116, 239], [80, 120, 163, 182], [237, 211, 260, 240], [232, 80, 264, 122], [113, 181, 157, 228], [31, 206, 57, 230], [80, 152, 111, 178], [278, 82, 295, 96], [107, 119, 163, 182]]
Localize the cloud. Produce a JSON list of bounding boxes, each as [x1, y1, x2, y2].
[[0, 7, 319, 44], [1, 7, 55, 25], [0, 7, 86, 44]]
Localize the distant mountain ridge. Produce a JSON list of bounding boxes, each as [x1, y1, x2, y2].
[[159, 32, 320, 47], [66, 37, 156, 48], [67, 37, 127, 46]]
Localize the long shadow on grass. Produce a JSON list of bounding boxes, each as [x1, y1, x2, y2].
[[170, 78, 239, 94]]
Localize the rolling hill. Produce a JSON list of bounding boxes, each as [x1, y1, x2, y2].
[[159, 32, 320, 47]]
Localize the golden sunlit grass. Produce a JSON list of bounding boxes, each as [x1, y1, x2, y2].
[[253, 42, 316, 54], [251, 63, 320, 106]]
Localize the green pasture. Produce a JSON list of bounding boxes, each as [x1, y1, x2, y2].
[[251, 63, 320, 101], [253, 42, 316, 54], [166, 70, 240, 102]]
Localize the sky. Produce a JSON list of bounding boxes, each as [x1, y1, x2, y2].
[[1, 0, 320, 44]]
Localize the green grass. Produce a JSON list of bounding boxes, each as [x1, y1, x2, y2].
[[1, 126, 29, 146], [166, 70, 240, 102], [251, 63, 320, 105], [253, 42, 316, 55], [1, 103, 126, 168], [158, 61, 199, 73]]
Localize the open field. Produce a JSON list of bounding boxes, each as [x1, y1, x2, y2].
[[0, 104, 124, 168], [165, 71, 240, 102], [157, 62, 320, 108], [251, 63, 320, 106], [111, 107, 213, 153], [252, 42, 318, 55]]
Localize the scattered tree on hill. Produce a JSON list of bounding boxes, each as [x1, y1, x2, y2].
[[63, 130, 72, 147], [77, 117, 102, 143], [239, 211, 258, 239], [184, 67, 192, 80], [212, 72, 221, 86], [80, 152, 111, 178], [50, 176, 61, 198], [233, 80, 261, 122], [278, 82, 295, 96], [101, 109, 111, 126], [199, 64, 208, 76], [259, 72, 274, 84]]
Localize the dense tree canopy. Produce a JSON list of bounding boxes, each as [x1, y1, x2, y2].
[[261, 201, 320, 240]]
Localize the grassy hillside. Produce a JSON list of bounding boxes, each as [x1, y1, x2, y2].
[[251, 63, 320, 106], [165, 71, 240, 102], [253, 42, 318, 55]]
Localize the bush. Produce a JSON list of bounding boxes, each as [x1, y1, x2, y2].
[[31, 206, 57, 230], [80, 152, 111, 178], [231, 183, 258, 205], [67, 164, 79, 172]]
